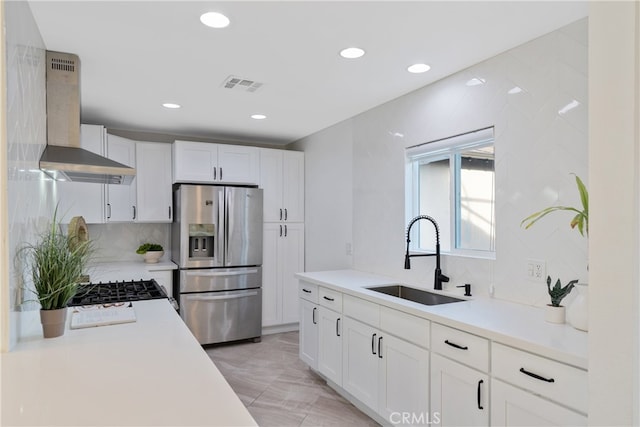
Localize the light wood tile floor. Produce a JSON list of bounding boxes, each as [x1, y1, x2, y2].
[[206, 331, 380, 427]]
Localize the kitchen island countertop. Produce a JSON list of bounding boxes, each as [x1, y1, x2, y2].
[[1, 300, 257, 426]]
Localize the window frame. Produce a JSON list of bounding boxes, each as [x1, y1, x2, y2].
[[405, 127, 496, 259]]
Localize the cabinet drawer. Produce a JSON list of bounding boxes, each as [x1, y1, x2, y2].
[[492, 343, 587, 414], [380, 306, 429, 348], [298, 281, 318, 304], [343, 295, 379, 327], [319, 287, 343, 312], [431, 323, 489, 371]]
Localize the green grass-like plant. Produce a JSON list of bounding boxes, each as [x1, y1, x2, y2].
[[547, 276, 578, 307], [521, 174, 589, 237], [136, 243, 163, 254], [23, 210, 92, 310]]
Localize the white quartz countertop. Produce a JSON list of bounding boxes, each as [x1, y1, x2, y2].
[[296, 270, 588, 369], [1, 300, 257, 426]]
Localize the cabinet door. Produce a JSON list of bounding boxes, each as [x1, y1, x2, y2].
[[342, 317, 379, 410], [56, 124, 105, 224], [299, 299, 318, 369], [378, 334, 430, 424], [106, 134, 137, 222], [491, 379, 586, 426], [318, 306, 342, 386], [431, 353, 489, 427], [136, 142, 172, 222], [259, 149, 284, 222], [281, 223, 304, 324], [282, 151, 304, 222], [172, 140, 217, 183], [218, 144, 259, 184], [261, 223, 281, 327]]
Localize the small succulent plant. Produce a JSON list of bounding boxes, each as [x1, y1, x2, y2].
[[547, 276, 578, 307], [136, 243, 163, 254]]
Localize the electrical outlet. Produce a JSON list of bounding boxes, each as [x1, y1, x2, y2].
[[526, 259, 546, 282]]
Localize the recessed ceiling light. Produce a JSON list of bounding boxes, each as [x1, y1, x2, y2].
[[340, 47, 365, 59], [162, 103, 181, 109], [407, 63, 431, 74], [508, 86, 523, 94], [251, 114, 267, 120], [200, 12, 230, 28], [466, 77, 486, 86]]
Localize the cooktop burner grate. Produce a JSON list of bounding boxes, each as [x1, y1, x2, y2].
[[69, 279, 167, 307]]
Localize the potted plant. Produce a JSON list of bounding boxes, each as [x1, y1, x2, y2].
[[521, 174, 589, 330], [22, 211, 92, 338], [545, 276, 578, 323], [136, 243, 164, 264]]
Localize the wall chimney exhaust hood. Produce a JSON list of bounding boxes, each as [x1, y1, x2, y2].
[[40, 51, 135, 185]]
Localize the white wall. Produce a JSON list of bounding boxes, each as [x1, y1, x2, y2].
[[294, 19, 588, 307], [588, 2, 640, 425], [3, 1, 54, 350]]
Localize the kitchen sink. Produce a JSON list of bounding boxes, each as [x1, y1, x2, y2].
[[366, 285, 464, 306]]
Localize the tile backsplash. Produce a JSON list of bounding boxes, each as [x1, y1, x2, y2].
[[5, 2, 54, 348], [87, 223, 171, 263]]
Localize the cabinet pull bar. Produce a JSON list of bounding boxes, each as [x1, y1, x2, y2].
[[220, 167, 222, 180], [372, 333, 377, 355], [285, 208, 288, 221], [280, 208, 283, 221], [132, 205, 136, 220], [477, 379, 484, 410], [107, 203, 111, 219], [312, 307, 317, 325], [169, 206, 172, 219], [444, 340, 469, 350], [302, 288, 312, 293], [213, 167, 217, 180], [378, 336, 383, 358], [336, 318, 341, 337], [323, 296, 335, 301], [280, 224, 283, 237], [284, 224, 288, 237], [519, 367, 555, 383]]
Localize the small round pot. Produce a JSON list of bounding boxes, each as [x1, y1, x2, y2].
[[544, 305, 566, 324], [40, 307, 67, 338], [143, 250, 164, 264]]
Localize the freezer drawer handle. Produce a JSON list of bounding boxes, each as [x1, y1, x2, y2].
[[185, 269, 259, 277], [519, 367, 555, 383], [186, 291, 258, 302]]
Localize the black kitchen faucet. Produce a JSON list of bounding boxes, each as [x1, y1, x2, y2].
[[404, 215, 450, 290]]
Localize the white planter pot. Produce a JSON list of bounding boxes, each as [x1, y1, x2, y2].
[[545, 305, 566, 324], [567, 283, 588, 331], [143, 250, 164, 264]]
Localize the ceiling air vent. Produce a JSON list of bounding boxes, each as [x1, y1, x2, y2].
[[222, 75, 263, 93]]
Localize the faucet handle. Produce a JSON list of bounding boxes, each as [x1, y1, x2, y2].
[[456, 284, 472, 297], [440, 274, 450, 283]]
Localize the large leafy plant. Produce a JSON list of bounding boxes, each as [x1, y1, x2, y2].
[[23, 211, 92, 310], [521, 174, 589, 236]]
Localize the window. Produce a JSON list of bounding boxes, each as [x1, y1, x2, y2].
[[406, 127, 495, 257]]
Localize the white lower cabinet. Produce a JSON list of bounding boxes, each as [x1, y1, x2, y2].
[[262, 222, 304, 327], [343, 317, 380, 409], [299, 298, 319, 369], [317, 305, 342, 386], [491, 379, 586, 426], [431, 353, 489, 426]]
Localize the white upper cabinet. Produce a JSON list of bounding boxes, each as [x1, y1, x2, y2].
[[105, 134, 137, 222], [172, 140, 259, 185], [136, 142, 173, 222], [260, 149, 304, 222], [56, 124, 106, 224]]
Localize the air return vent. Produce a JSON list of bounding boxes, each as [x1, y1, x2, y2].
[[221, 75, 263, 93]]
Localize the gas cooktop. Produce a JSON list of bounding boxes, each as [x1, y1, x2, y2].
[[69, 279, 167, 307]]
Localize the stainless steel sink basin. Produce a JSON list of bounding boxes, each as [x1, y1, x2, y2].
[[367, 285, 464, 306]]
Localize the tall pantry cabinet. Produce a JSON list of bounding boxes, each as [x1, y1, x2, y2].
[[260, 148, 305, 329]]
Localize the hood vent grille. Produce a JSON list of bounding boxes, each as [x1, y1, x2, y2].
[[50, 56, 76, 72]]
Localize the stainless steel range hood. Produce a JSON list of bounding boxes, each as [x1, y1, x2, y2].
[[40, 51, 135, 185]]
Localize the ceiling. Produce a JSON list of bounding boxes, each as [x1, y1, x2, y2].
[[28, 1, 588, 146]]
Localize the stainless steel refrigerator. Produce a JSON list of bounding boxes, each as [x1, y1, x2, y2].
[[172, 184, 263, 345]]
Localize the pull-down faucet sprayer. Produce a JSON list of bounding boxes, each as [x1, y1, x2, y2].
[[404, 215, 450, 290]]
